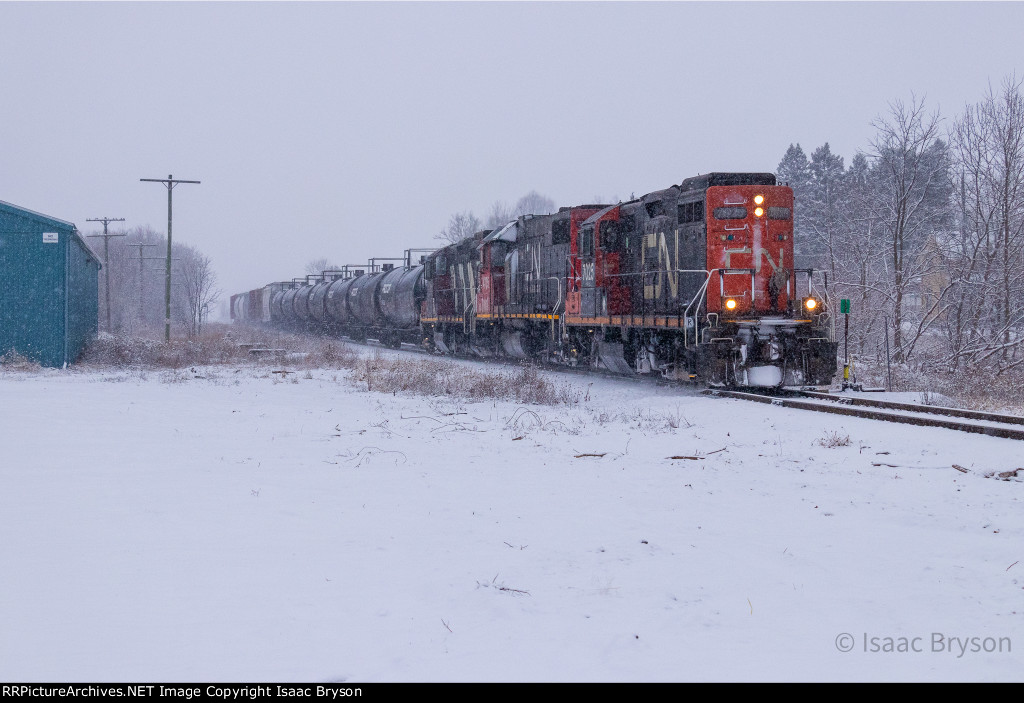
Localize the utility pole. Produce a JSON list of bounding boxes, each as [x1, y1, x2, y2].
[[140, 174, 201, 341], [86, 217, 126, 332], [126, 242, 162, 326]]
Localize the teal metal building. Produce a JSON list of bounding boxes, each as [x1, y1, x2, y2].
[[0, 200, 100, 367]]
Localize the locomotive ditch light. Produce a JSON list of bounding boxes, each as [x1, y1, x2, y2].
[[804, 297, 819, 311], [724, 298, 738, 311]]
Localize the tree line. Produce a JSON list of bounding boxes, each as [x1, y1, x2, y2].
[[89, 225, 221, 339], [779, 75, 1024, 376]]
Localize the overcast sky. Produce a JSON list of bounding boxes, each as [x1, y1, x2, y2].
[[2, 2, 1022, 307]]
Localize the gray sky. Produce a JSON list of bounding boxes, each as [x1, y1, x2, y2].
[[1, 1, 1021, 305]]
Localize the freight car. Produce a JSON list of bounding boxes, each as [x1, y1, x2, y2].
[[231, 173, 838, 388]]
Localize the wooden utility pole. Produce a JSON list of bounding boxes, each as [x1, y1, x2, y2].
[[140, 174, 200, 341], [125, 242, 162, 326], [86, 217, 126, 332]]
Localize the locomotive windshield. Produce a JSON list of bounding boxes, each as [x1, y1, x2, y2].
[[579, 225, 595, 256], [600, 221, 620, 252], [713, 206, 747, 220], [677, 201, 705, 224]]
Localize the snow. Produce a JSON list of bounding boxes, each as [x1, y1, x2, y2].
[[1, 355, 1021, 682]]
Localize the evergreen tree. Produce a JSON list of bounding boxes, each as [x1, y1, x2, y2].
[[805, 143, 846, 277], [776, 144, 813, 265]]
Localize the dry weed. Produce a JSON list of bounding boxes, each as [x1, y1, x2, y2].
[[353, 353, 580, 406], [817, 430, 851, 448], [79, 324, 359, 371]]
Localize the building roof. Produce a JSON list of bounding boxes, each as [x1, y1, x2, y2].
[[0, 199, 77, 230], [0, 199, 99, 261]]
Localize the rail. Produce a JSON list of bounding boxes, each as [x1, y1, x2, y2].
[[705, 389, 1024, 441]]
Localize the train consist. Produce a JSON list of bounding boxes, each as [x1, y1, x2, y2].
[[231, 173, 838, 387]]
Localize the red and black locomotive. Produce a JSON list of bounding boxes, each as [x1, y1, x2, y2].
[[232, 172, 837, 387]]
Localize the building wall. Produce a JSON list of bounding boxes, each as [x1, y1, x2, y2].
[[0, 202, 99, 367], [66, 232, 100, 364]]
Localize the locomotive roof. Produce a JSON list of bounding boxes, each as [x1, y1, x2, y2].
[[479, 219, 518, 247], [581, 204, 620, 226], [677, 172, 777, 191], [643, 186, 679, 203]]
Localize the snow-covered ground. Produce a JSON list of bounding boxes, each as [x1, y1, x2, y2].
[[1, 353, 1021, 682]]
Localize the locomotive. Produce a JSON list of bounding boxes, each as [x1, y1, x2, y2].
[[231, 173, 838, 387]]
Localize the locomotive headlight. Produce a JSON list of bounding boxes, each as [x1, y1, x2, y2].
[[725, 298, 738, 311], [754, 207, 764, 217], [804, 297, 818, 311], [754, 194, 764, 205]]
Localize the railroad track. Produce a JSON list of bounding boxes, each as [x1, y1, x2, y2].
[[703, 389, 1024, 441]]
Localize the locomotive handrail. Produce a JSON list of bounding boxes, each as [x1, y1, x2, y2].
[[403, 248, 436, 268], [548, 276, 562, 314], [598, 268, 714, 281], [683, 270, 715, 348]]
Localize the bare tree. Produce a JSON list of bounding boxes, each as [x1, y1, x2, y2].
[[436, 210, 482, 245], [946, 75, 1024, 371], [304, 257, 338, 275], [866, 96, 952, 362], [513, 190, 556, 217], [828, 153, 890, 361], [173, 243, 221, 338], [485, 200, 514, 229]]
